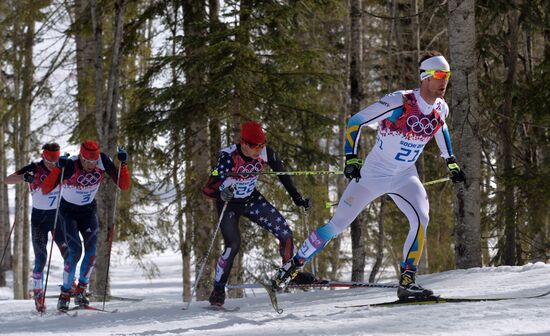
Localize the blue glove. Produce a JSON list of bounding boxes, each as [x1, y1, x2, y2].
[[57, 154, 70, 169], [293, 197, 311, 211], [117, 146, 128, 163], [344, 154, 363, 182], [23, 171, 34, 183], [446, 156, 466, 183], [220, 185, 234, 202]]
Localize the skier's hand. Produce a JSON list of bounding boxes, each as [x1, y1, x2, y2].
[[344, 154, 363, 182], [294, 197, 311, 211], [23, 171, 34, 183], [57, 154, 70, 169], [220, 185, 235, 202], [446, 156, 466, 183], [117, 146, 128, 163]]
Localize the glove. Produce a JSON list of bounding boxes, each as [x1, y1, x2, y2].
[[57, 154, 70, 169], [294, 197, 311, 211], [220, 185, 234, 202], [117, 146, 128, 163], [344, 154, 363, 182], [446, 156, 466, 183], [23, 171, 34, 183]]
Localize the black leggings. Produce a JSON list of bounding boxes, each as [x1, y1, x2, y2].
[[213, 191, 293, 287]]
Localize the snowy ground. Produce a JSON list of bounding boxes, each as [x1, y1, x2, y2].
[[1, 245, 549, 336]]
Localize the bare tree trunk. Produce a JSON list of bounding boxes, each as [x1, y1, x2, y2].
[[448, 0, 482, 268], [0, 98, 9, 287], [183, 0, 212, 301], [73, 0, 99, 140], [91, 0, 127, 297], [412, 0, 429, 275], [500, 3, 520, 266], [12, 10, 34, 298], [348, 0, 365, 282]]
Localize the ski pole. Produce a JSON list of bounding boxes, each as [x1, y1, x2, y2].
[[43, 165, 66, 312], [184, 200, 229, 311], [212, 169, 343, 177], [0, 219, 16, 267], [102, 160, 123, 310], [325, 177, 451, 208]]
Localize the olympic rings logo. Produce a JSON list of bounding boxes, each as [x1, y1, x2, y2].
[[236, 162, 263, 175], [76, 172, 101, 186], [406, 115, 439, 135]]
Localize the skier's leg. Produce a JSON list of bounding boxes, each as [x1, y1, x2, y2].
[[209, 200, 243, 306], [272, 179, 383, 290], [295, 180, 380, 264], [74, 203, 98, 306], [31, 208, 54, 312], [388, 170, 433, 298], [58, 204, 81, 311], [244, 192, 293, 263]]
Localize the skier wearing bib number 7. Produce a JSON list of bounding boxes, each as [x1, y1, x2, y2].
[[3, 143, 69, 312], [272, 51, 466, 299], [41, 140, 131, 311], [202, 121, 314, 307]]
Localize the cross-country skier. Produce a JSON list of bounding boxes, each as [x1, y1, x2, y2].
[[41, 140, 131, 311], [3, 143, 68, 312], [203, 121, 314, 307], [272, 51, 466, 299]]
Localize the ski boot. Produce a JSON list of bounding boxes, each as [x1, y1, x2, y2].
[[74, 282, 90, 306], [57, 290, 71, 311], [33, 289, 46, 313], [272, 257, 304, 291], [397, 266, 433, 300], [208, 285, 226, 307]]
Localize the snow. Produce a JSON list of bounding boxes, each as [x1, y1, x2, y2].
[[1, 246, 549, 336]]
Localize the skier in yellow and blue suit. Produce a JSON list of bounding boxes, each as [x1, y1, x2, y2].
[[272, 51, 466, 299]]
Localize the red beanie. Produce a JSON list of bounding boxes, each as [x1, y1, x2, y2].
[[80, 140, 100, 160], [240, 121, 266, 145]]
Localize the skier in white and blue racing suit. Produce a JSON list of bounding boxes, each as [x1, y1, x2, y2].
[[272, 51, 466, 299]]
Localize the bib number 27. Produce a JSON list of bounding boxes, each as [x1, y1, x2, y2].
[[394, 147, 420, 162]]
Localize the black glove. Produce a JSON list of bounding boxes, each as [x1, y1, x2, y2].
[[446, 156, 466, 183], [117, 146, 128, 163], [220, 185, 234, 202], [23, 171, 34, 183], [57, 154, 70, 169], [294, 197, 311, 211], [344, 154, 363, 182]]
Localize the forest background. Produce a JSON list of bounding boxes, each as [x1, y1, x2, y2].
[[0, 0, 548, 302]]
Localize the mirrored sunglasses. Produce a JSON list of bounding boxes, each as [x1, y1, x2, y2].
[[425, 70, 451, 80]]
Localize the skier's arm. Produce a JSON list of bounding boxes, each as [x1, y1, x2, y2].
[[266, 147, 303, 203], [3, 163, 35, 184], [345, 93, 403, 155], [41, 158, 74, 194], [434, 123, 454, 160], [102, 153, 131, 190]]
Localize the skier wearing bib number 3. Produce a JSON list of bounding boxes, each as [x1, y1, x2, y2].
[[202, 121, 314, 307], [272, 51, 466, 299], [3, 143, 69, 312], [42, 140, 131, 311]]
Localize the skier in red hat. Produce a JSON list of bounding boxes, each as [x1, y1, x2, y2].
[[203, 121, 313, 308], [42, 140, 131, 311]]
